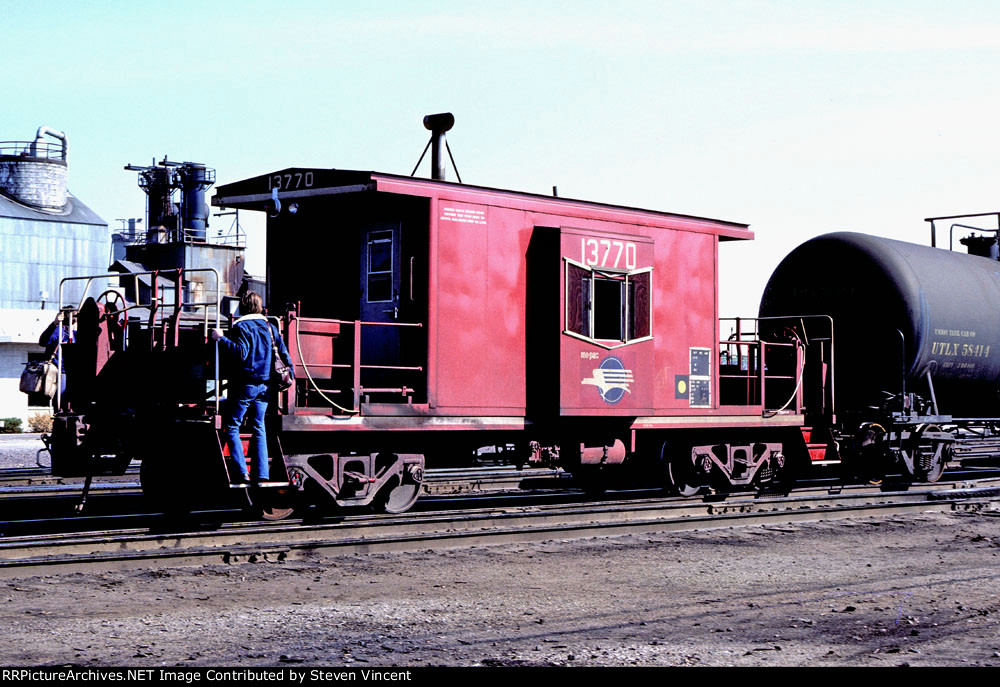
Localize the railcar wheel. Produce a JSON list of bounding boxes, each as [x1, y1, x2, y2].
[[912, 424, 946, 483], [755, 450, 792, 497], [663, 443, 703, 497], [668, 461, 702, 497], [252, 487, 297, 521], [372, 461, 423, 514], [373, 476, 421, 514]]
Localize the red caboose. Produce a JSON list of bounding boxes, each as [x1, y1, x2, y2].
[[206, 164, 806, 511], [46, 128, 811, 517]]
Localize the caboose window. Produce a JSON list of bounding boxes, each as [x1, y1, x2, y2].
[[593, 273, 625, 340], [566, 263, 591, 336], [628, 270, 651, 340], [367, 231, 393, 302], [564, 258, 652, 348]]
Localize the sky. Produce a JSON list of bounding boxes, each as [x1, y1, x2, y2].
[[4, 0, 1000, 318]]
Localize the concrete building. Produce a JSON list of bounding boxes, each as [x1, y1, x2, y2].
[[0, 127, 108, 428]]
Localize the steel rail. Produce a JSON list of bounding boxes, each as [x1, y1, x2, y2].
[[0, 485, 997, 578], [0, 466, 997, 506], [0, 465, 565, 500]]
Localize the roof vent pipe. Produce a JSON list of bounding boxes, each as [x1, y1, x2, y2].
[[30, 126, 67, 160], [423, 113, 454, 181]]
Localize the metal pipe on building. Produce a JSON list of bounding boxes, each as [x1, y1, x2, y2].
[[31, 126, 67, 160]]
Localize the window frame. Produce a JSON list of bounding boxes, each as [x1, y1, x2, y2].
[[563, 257, 653, 350], [366, 230, 395, 304]]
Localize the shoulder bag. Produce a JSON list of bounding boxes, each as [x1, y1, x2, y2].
[[20, 357, 59, 398], [266, 323, 293, 391]]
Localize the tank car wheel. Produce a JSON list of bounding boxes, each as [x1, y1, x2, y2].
[[662, 443, 703, 497], [911, 424, 946, 483]]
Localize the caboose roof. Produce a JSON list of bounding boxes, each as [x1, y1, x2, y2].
[[212, 168, 752, 240]]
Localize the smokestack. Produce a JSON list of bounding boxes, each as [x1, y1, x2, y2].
[[422, 113, 455, 181]]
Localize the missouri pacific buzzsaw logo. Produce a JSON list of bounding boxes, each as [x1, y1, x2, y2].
[[582, 356, 634, 404]]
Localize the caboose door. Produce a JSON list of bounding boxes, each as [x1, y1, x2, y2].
[[359, 222, 402, 370]]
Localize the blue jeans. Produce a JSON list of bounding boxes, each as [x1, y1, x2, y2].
[[223, 382, 270, 481]]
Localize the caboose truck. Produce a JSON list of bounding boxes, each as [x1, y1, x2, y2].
[[42, 117, 818, 516]]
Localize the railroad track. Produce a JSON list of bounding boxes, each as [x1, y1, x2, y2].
[[0, 461, 995, 501], [0, 465, 574, 537], [0, 465, 997, 531], [0, 465, 138, 488], [1, 481, 998, 578], [0, 465, 566, 502]]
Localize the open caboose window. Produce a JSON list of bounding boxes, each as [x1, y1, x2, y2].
[[565, 258, 652, 348]]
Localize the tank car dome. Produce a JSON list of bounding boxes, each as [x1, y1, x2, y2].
[[759, 232, 1000, 416]]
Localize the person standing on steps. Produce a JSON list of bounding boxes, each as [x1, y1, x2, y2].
[[211, 292, 293, 484]]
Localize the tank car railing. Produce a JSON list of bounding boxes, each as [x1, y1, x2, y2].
[[58, 268, 223, 413], [289, 316, 424, 414], [947, 223, 999, 252], [925, 212, 1000, 250]]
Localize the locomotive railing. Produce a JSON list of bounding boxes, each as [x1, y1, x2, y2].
[[287, 316, 425, 415], [58, 268, 223, 412]]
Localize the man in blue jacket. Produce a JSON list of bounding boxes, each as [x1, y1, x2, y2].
[[211, 292, 293, 484]]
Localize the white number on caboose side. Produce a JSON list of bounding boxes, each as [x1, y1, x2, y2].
[[581, 238, 637, 269]]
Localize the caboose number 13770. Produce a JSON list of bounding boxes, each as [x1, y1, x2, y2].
[[46, 116, 991, 517]]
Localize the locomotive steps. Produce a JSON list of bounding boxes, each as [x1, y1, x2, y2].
[[0, 483, 998, 578]]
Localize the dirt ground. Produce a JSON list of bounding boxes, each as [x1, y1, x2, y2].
[[1, 510, 999, 667]]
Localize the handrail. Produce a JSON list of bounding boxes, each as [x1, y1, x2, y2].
[[757, 314, 835, 415], [57, 268, 222, 413], [117, 226, 246, 247], [292, 316, 425, 414], [295, 316, 424, 328], [0, 140, 66, 161], [948, 223, 998, 252], [925, 212, 1000, 248], [719, 314, 836, 416]]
